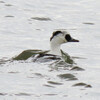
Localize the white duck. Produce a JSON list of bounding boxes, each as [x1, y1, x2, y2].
[[14, 30, 79, 61]]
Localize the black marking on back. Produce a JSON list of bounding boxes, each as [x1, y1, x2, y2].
[[50, 31, 62, 41], [33, 54, 61, 62], [65, 34, 72, 42]]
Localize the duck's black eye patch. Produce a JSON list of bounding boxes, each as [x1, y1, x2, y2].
[[50, 31, 62, 41], [65, 34, 72, 42]]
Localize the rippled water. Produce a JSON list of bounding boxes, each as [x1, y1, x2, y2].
[[0, 0, 100, 100]]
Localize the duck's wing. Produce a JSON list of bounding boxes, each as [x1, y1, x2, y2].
[[61, 50, 75, 64], [13, 49, 49, 60]]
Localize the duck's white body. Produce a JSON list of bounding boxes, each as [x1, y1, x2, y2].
[[49, 31, 79, 56]]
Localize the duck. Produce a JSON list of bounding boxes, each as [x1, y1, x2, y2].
[[13, 30, 79, 62]]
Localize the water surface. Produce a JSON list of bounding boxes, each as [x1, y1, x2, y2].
[[0, 0, 100, 100]]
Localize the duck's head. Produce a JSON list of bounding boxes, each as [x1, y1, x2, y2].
[[50, 31, 79, 44], [50, 31, 79, 56]]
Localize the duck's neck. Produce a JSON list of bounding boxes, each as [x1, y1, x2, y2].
[[50, 42, 61, 56]]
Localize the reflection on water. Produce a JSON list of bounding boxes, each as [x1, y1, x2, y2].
[[31, 17, 52, 21], [73, 83, 92, 88], [0, 93, 7, 96], [70, 66, 84, 71], [15, 93, 32, 96], [5, 15, 15, 18], [5, 4, 13, 6], [58, 73, 77, 80], [83, 22, 95, 25], [47, 81, 63, 85]]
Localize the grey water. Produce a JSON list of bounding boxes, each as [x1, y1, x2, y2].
[[0, 0, 100, 100]]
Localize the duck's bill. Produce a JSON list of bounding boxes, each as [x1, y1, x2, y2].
[[69, 38, 79, 42]]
